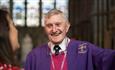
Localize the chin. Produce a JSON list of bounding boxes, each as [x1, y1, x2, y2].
[[52, 42, 61, 44], [51, 39, 62, 44], [50, 36, 64, 43]]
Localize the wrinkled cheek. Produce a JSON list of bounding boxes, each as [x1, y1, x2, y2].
[[48, 35, 53, 39], [47, 32, 52, 37]]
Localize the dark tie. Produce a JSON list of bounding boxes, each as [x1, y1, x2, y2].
[[53, 45, 61, 55]]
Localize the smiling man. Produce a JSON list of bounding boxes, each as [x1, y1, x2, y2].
[[25, 9, 115, 70], [44, 10, 70, 44]]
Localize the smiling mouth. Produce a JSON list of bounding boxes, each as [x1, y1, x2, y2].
[[50, 31, 62, 36], [51, 33, 60, 36]]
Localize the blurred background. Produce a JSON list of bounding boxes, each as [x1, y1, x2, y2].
[[0, 0, 115, 68]]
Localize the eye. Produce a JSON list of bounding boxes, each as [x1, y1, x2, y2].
[[46, 23, 52, 28], [55, 22, 61, 27]]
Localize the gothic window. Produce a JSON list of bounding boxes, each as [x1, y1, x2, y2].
[[0, 0, 9, 10], [0, 0, 68, 27]]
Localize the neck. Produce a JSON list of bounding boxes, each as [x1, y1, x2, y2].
[[48, 37, 70, 54]]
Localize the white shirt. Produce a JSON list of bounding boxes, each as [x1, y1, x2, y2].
[[48, 37, 70, 54]]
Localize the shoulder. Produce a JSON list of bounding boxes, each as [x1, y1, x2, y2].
[[27, 43, 48, 58], [32, 44, 48, 53], [69, 39, 101, 55], [70, 39, 94, 46], [70, 39, 98, 49]]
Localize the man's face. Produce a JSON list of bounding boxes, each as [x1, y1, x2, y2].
[[44, 14, 70, 44]]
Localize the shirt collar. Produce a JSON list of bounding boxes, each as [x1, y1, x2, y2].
[[48, 37, 70, 54]]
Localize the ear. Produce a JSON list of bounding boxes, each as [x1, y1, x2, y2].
[[66, 22, 70, 33]]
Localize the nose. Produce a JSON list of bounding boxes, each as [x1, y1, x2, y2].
[[52, 25, 57, 32]]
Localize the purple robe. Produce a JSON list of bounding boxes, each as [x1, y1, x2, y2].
[[25, 39, 115, 70]]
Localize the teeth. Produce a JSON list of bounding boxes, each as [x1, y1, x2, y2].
[[52, 33, 59, 36], [51, 31, 62, 36]]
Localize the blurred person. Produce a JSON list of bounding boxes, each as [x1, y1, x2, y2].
[[25, 9, 115, 70], [21, 34, 33, 67], [0, 9, 20, 70]]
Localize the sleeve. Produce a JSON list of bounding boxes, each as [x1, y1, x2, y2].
[[102, 49, 115, 70], [24, 52, 36, 70], [90, 44, 115, 70]]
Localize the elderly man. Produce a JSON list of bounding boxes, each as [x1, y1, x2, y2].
[[25, 9, 115, 70]]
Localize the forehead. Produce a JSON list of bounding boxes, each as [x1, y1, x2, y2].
[[45, 14, 66, 24]]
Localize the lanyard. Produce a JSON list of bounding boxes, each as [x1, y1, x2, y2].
[[51, 51, 67, 70]]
